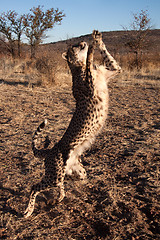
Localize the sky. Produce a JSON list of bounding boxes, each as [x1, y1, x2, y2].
[[0, 0, 160, 43]]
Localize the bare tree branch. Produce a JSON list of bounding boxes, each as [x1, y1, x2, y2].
[[123, 10, 152, 69], [0, 10, 25, 57], [23, 5, 65, 58]]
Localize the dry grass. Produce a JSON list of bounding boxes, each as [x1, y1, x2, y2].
[[0, 49, 159, 89], [120, 54, 160, 73], [0, 54, 71, 89]]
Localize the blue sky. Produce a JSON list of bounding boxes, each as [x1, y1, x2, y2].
[[1, 0, 160, 43]]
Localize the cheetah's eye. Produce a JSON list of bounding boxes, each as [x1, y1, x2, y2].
[[80, 43, 86, 50]]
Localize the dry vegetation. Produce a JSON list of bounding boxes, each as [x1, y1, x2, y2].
[[0, 30, 160, 239]]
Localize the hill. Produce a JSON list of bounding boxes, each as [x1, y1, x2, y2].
[[46, 29, 160, 53], [38, 29, 160, 70]]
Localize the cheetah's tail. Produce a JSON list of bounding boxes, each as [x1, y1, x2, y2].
[[32, 119, 50, 158]]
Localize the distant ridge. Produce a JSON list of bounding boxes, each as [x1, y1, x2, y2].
[[46, 29, 160, 54]]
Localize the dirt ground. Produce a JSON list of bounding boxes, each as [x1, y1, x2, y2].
[[0, 72, 160, 239]]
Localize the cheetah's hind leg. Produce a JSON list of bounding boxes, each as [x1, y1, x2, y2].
[[75, 162, 87, 180], [24, 189, 39, 218], [24, 178, 50, 218], [70, 159, 87, 180]]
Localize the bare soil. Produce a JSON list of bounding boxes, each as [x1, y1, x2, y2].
[[0, 73, 160, 239]]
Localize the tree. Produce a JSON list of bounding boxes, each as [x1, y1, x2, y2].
[[0, 33, 8, 55], [23, 6, 65, 58], [0, 11, 16, 58], [7, 12, 25, 57], [124, 10, 152, 69], [0, 11, 24, 57]]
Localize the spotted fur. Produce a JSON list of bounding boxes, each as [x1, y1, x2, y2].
[[24, 30, 121, 218]]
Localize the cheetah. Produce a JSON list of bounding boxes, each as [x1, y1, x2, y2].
[[24, 30, 121, 218]]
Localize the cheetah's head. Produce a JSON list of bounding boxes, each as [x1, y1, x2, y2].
[[62, 42, 88, 67]]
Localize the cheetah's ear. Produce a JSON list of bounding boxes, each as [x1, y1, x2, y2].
[[62, 52, 67, 61]]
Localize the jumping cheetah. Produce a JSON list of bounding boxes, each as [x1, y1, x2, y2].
[[24, 30, 121, 218]]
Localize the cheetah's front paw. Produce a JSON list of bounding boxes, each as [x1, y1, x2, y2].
[[92, 30, 102, 43]]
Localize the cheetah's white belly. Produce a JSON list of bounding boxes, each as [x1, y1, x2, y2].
[[65, 137, 93, 175], [65, 67, 109, 176]]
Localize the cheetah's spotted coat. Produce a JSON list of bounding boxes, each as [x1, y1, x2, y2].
[[24, 30, 121, 218]]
